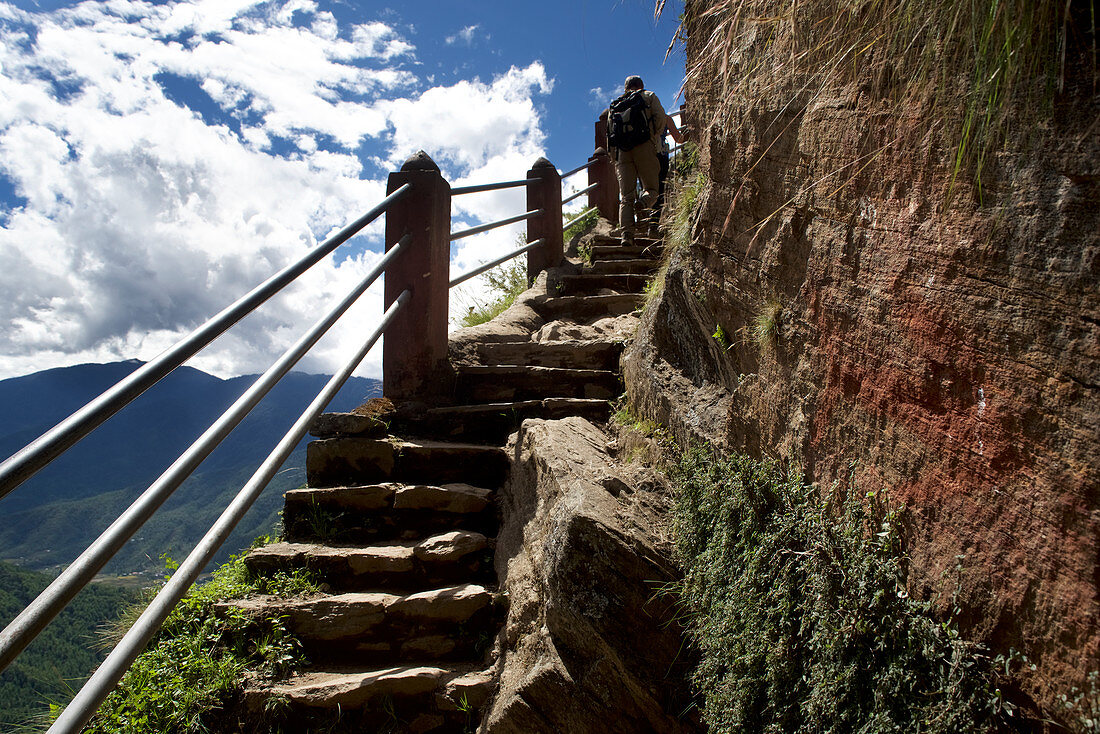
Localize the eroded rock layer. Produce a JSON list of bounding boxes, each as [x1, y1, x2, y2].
[[623, 0, 1099, 713]]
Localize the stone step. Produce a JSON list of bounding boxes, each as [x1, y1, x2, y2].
[[558, 273, 652, 296], [241, 665, 493, 730], [454, 365, 621, 403], [406, 398, 612, 444], [283, 482, 497, 543], [591, 233, 660, 248], [585, 258, 661, 275], [307, 437, 509, 489], [245, 531, 493, 592], [534, 293, 643, 322], [589, 243, 663, 260], [476, 339, 622, 370], [223, 584, 498, 665]]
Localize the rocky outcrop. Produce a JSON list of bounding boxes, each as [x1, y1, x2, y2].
[[623, 0, 1099, 715], [484, 417, 697, 733]]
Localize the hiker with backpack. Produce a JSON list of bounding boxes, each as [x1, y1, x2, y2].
[[606, 75, 682, 241]]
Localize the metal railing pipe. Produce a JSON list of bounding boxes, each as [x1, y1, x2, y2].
[[0, 236, 410, 674], [451, 178, 536, 196], [46, 290, 412, 734], [560, 159, 595, 179], [449, 239, 544, 289], [563, 207, 597, 232], [449, 209, 542, 241], [0, 184, 412, 502], [562, 182, 598, 206]]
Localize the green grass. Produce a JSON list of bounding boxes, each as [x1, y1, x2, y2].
[[457, 258, 528, 328], [668, 444, 1020, 733], [79, 541, 318, 733], [563, 207, 598, 242], [612, 403, 663, 438], [645, 164, 705, 310]]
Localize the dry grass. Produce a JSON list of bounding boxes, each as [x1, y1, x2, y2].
[[661, 0, 1096, 207]]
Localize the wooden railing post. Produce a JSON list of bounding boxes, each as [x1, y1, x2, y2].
[[588, 147, 618, 225], [525, 157, 564, 283], [595, 109, 609, 153], [383, 150, 451, 402]]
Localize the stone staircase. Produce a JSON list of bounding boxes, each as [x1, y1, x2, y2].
[[234, 228, 663, 732]]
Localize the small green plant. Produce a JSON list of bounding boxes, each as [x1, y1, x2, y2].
[[302, 499, 343, 542], [83, 546, 318, 733], [577, 241, 593, 264], [458, 257, 529, 328], [455, 692, 476, 733], [668, 444, 1014, 733], [612, 404, 658, 436], [711, 324, 730, 350], [751, 301, 782, 353]]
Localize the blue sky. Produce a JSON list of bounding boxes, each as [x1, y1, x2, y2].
[[0, 0, 685, 380]]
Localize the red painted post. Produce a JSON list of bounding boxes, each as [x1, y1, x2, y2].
[[383, 150, 451, 402], [588, 147, 618, 226], [525, 157, 564, 283]]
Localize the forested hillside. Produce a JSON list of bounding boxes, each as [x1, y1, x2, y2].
[[0, 562, 136, 731]]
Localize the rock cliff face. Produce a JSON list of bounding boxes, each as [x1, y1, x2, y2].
[[625, 0, 1099, 714]]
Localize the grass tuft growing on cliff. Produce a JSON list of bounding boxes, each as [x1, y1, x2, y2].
[[668, 444, 1018, 733], [751, 300, 782, 353], [646, 150, 705, 310], [78, 542, 318, 733]]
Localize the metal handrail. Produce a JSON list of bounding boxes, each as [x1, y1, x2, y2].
[[451, 178, 537, 196], [0, 235, 410, 674], [562, 182, 598, 205], [563, 207, 597, 232], [46, 290, 412, 734], [561, 159, 595, 179], [450, 239, 544, 289], [0, 183, 412, 502], [7, 137, 608, 726], [450, 209, 543, 241]]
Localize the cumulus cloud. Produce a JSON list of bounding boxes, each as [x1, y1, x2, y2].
[[0, 0, 554, 381]]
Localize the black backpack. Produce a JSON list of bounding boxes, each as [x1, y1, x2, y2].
[[608, 90, 652, 152]]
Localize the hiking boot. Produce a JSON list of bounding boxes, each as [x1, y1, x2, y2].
[[610, 226, 635, 243]]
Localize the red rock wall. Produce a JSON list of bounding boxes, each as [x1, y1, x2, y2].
[[627, 0, 1099, 717]]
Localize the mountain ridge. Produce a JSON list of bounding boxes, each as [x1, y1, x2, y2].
[[0, 360, 380, 575]]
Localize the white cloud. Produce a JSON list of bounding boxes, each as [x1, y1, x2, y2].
[[0, 0, 556, 382], [590, 86, 613, 110], [445, 24, 483, 46]]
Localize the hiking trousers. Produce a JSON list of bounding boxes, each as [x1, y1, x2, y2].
[[614, 142, 660, 227]]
